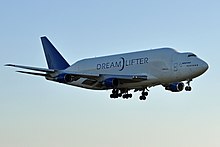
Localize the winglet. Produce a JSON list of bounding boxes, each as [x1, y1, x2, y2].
[[41, 36, 70, 70]]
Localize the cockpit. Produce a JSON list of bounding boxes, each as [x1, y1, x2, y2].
[[187, 53, 197, 57]]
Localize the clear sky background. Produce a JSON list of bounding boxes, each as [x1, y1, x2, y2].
[[0, 0, 219, 147]]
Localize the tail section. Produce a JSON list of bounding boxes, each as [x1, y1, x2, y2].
[[41, 36, 70, 70]]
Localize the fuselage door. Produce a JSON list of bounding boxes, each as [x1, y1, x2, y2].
[[173, 63, 178, 71]]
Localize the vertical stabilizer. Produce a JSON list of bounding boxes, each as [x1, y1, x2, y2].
[[41, 36, 70, 70]]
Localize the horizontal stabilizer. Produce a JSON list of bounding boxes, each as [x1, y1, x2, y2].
[[16, 71, 48, 76]]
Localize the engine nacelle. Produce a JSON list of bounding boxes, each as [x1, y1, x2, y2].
[[165, 82, 184, 92], [103, 78, 119, 88], [55, 74, 73, 83]]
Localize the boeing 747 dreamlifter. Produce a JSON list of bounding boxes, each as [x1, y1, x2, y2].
[[6, 36, 208, 100]]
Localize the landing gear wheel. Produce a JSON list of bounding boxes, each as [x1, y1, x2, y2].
[[185, 79, 192, 91], [142, 91, 148, 96], [110, 94, 118, 98], [185, 86, 192, 91], [110, 89, 119, 98], [122, 93, 132, 99], [139, 89, 148, 100], [139, 96, 146, 100], [118, 93, 122, 97]]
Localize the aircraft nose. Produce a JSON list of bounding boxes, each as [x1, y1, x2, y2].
[[201, 60, 209, 73]]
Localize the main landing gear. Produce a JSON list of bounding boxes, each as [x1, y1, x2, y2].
[[110, 89, 120, 98], [139, 90, 148, 100], [110, 88, 149, 100], [110, 89, 132, 99], [185, 80, 192, 91]]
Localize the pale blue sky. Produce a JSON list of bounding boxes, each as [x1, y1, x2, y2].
[[1, 0, 220, 147]]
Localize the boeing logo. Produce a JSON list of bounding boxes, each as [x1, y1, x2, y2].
[[96, 57, 149, 71]]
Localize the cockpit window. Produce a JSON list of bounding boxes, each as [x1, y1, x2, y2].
[[188, 54, 197, 57]]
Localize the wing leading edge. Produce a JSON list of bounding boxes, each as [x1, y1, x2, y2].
[[5, 64, 55, 73]]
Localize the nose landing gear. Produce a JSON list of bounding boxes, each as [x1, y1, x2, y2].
[[185, 80, 192, 91]]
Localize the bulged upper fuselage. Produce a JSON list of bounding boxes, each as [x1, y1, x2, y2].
[[65, 48, 208, 90]]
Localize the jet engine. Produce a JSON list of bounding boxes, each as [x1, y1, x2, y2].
[[55, 74, 73, 83], [103, 78, 119, 88], [165, 82, 184, 92]]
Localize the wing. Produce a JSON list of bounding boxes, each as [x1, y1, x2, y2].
[[5, 64, 55, 73], [62, 72, 157, 89], [5, 63, 157, 89], [101, 74, 148, 81], [63, 72, 150, 81]]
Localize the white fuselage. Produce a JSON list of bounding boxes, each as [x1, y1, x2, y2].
[[64, 48, 208, 90]]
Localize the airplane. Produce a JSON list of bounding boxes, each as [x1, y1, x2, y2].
[[5, 36, 208, 100]]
